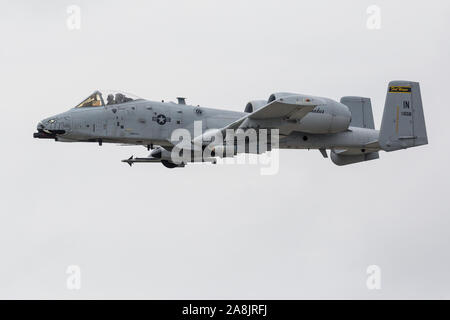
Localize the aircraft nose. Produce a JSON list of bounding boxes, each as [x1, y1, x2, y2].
[[33, 117, 67, 139]]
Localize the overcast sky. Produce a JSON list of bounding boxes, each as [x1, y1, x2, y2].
[[0, 0, 449, 299]]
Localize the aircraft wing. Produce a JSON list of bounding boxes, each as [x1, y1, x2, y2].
[[224, 99, 317, 132]]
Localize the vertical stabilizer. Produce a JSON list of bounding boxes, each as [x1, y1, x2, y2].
[[379, 81, 428, 151], [340, 96, 375, 129]]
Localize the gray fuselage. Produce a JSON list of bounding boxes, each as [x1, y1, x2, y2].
[[37, 98, 379, 152]]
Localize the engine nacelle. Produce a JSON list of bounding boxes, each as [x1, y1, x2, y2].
[[267, 92, 299, 103], [244, 100, 267, 113], [267, 92, 351, 134]]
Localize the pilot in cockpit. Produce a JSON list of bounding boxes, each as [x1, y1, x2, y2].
[[75, 91, 138, 108], [115, 93, 125, 104], [107, 94, 115, 105]]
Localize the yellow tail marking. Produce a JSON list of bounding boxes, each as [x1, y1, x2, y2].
[[396, 105, 399, 134]]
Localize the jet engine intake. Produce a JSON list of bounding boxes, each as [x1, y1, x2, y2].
[[244, 100, 268, 113]]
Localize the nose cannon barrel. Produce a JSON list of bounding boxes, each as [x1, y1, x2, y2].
[[33, 129, 66, 139]]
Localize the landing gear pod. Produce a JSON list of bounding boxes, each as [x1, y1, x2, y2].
[[330, 150, 379, 166]]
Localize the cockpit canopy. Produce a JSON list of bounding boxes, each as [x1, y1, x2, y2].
[[74, 90, 142, 108]]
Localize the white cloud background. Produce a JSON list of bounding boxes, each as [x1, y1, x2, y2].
[[0, 0, 449, 299]]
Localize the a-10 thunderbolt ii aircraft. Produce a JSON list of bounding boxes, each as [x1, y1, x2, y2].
[[34, 81, 427, 168]]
